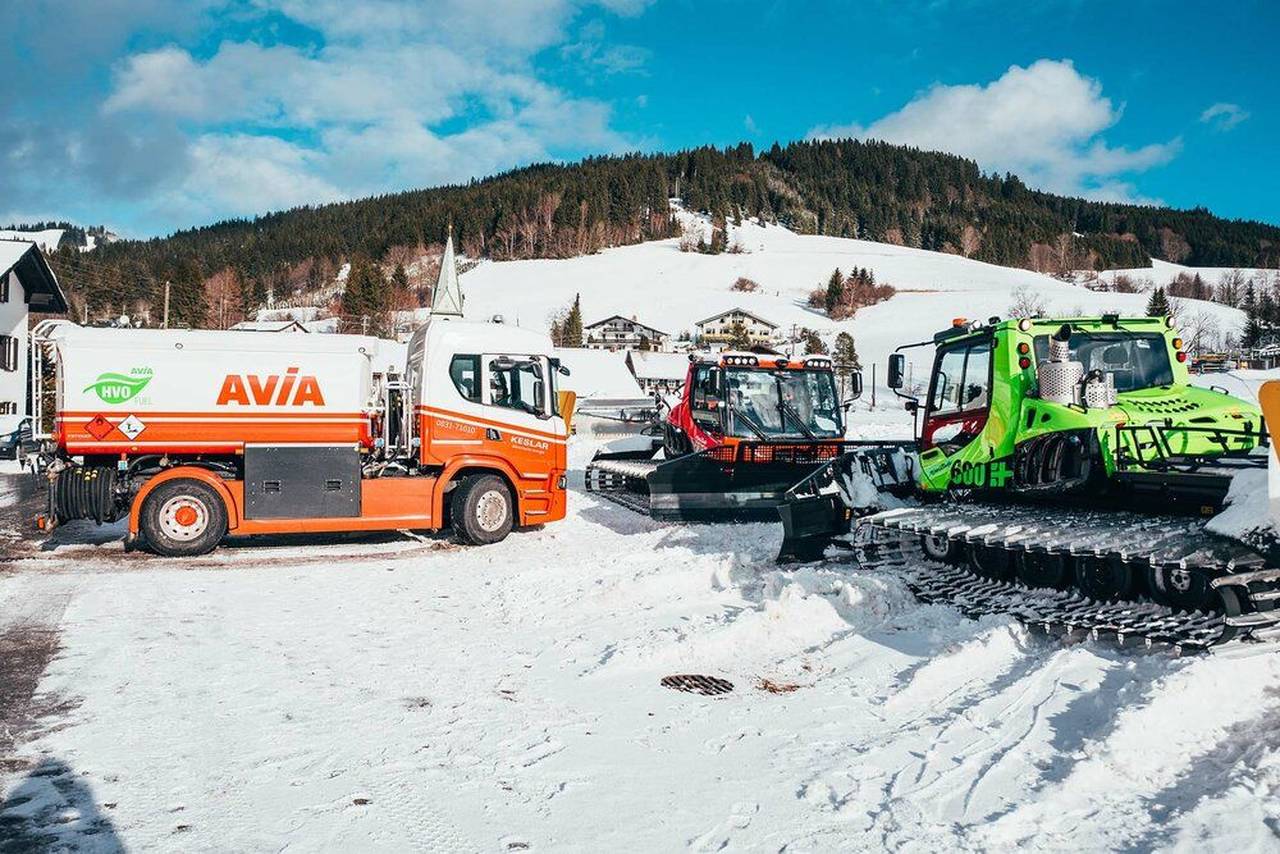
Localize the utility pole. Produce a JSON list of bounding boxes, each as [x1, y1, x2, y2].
[[162, 281, 171, 329], [871, 363, 877, 409]]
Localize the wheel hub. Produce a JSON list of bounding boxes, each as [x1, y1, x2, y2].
[[475, 489, 508, 533], [159, 495, 209, 542]]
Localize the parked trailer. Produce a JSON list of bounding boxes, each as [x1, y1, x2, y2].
[[36, 320, 571, 555]]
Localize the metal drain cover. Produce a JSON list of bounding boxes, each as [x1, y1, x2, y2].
[[660, 674, 734, 696]]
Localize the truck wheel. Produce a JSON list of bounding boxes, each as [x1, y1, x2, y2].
[[451, 475, 514, 545], [140, 479, 228, 557]]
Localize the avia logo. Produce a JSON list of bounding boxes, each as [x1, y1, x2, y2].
[[85, 368, 153, 404], [216, 367, 326, 406]]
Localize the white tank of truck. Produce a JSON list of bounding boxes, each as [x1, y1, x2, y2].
[[45, 325, 389, 455]]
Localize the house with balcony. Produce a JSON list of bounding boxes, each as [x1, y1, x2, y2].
[[694, 308, 779, 349], [584, 315, 669, 352]]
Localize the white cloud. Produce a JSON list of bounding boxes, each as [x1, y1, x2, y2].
[[560, 19, 650, 75], [1200, 102, 1249, 131], [88, 0, 648, 230], [809, 59, 1178, 203], [168, 134, 345, 220]]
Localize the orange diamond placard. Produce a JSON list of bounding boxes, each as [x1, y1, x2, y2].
[[85, 415, 114, 441]]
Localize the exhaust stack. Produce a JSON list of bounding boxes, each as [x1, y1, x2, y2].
[[1037, 324, 1083, 406]]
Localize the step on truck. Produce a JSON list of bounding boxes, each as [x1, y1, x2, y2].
[[33, 319, 571, 556]]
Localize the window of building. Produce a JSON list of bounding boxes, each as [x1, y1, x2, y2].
[[449, 354, 480, 401], [0, 273, 9, 304], [0, 402, 16, 415], [0, 336, 17, 372]]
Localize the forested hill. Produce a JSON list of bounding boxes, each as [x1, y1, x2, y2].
[[56, 138, 1280, 327]]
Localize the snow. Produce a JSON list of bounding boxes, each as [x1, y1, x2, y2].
[[626, 349, 689, 381], [551, 348, 643, 401], [0, 229, 63, 252], [0, 239, 37, 276], [6, 443, 1280, 850], [461, 210, 1247, 403], [1096, 258, 1278, 291]]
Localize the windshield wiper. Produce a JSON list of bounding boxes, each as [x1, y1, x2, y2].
[[778, 400, 818, 440], [731, 407, 771, 442]]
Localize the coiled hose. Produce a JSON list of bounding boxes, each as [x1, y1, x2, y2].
[[52, 466, 123, 525]]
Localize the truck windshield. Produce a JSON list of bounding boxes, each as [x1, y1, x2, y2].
[[724, 368, 842, 439], [1033, 332, 1174, 392]]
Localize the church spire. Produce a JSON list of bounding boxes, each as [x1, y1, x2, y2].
[[431, 222, 464, 318]]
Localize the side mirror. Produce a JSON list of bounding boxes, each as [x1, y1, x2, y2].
[[888, 354, 905, 390], [851, 371, 864, 400]]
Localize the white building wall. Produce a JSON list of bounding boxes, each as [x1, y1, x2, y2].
[[0, 270, 29, 434]]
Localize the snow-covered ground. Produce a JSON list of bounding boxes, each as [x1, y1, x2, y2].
[[4, 431, 1280, 851]]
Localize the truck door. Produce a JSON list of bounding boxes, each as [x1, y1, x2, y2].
[[921, 337, 992, 457], [481, 352, 564, 455]]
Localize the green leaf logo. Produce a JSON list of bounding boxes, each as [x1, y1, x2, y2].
[[85, 372, 152, 404]]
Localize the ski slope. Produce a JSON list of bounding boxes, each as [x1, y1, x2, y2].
[[461, 212, 1249, 395]]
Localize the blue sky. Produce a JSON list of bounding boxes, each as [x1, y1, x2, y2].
[[3, 0, 1277, 237]]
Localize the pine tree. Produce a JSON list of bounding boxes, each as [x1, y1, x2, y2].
[[832, 331, 860, 398], [802, 329, 827, 355], [564, 294, 584, 347], [833, 331, 860, 370], [1145, 286, 1171, 317], [341, 256, 389, 335], [391, 262, 409, 291], [1243, 307, 1265, 349], [727, 320, 752, 351], [824, 268, 845, 314]]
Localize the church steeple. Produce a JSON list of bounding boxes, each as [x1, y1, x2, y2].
[[431, 223, 464, 318]]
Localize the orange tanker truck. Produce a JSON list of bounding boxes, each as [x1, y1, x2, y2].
[[33, 319, 571, 555]]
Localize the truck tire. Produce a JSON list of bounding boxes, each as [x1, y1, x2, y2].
[[450, 474, 514, 545], [139, 479, 228, 557]]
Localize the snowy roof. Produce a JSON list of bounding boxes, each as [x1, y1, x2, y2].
[[229, 320, 309, 333], [552, 347, 644, 399], [695, 307, 778, 329], [584, 315, 668, 336], [626, 350, 690, 381], [0, 239, 68, 313], [0, 228, 64, 252]]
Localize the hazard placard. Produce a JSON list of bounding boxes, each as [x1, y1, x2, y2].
[[117, 414, 146, 440], [85, 415, 114, 441]]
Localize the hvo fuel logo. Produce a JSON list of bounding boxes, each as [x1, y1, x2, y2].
[[85, 368, 153, 404]]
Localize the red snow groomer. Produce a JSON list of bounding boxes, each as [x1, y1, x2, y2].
[[585, 350, 899, 520]]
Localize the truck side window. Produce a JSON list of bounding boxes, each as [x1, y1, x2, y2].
[[450, 355, 480, 402], [691, 366, 719, 410], [930, 347, 966, 414], [488, 358, 545, 417]]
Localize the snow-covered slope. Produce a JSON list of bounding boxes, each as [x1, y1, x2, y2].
[[1097, 258, 1279, 291], [462, 213, 1247, 397]]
